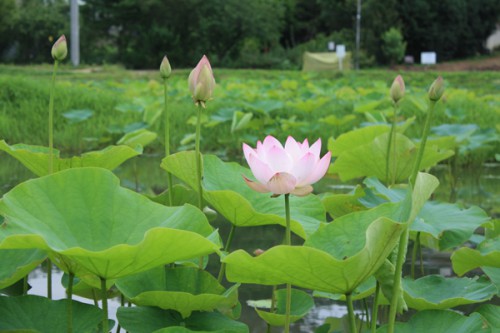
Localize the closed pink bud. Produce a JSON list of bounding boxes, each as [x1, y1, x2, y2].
[[160, 55, 172, 79], [188, 55, 215, 105], [390, 75, 405, 103], [51, 35, 67, 61], [428, 76, 445, 101]]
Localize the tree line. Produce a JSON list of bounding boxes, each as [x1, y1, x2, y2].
[[0, 0, 498, 69]]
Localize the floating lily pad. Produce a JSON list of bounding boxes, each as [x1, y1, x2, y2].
[[116, 266, 239, 318], [162, 152, 325, 239], [0, 249, 46, 289], [223, 173, 437, 294], [451, 237, 500, 276], [403, 275, 497, 310], [249, 288, 314, 326], [0, 295, 104, 333], [377, 310, 489, 333], [62, 109, 94, 124], [117, 307, 248, 333], [0, 168, 219, 281], [0, 140, 141, 177]]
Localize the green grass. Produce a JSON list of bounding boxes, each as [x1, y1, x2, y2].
[[0, 64, 498, 164]]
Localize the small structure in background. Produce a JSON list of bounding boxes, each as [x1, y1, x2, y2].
[[336, 45, 346, 71], [404, 55, 414, 64], [327, 41, 335, 52], [302, 50, 352, 72], [421, 52, 437, 65]]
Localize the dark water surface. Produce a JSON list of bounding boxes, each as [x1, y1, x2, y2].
[[2, 155, 499, 332]]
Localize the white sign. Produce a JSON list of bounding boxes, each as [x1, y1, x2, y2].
[[336, 45, 346, 58], [328, 41, 335, 51], [421, 52, 437, 65]]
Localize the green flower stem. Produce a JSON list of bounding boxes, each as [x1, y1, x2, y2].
[[100, 277, 109, 333], [23, 276, 28, 295], [371, 282, 380, 333], [385, 103, 399, 186], [47, 59, 59, 300], [116, 294, 125, 333], [410, 232, 421, 279], [163, 79, 173, 206], [48, 60, 59, 175], [409, 100, 437, 186], [346, 293, 357, 333], [267, 285, 278, 333], [388, 100, 438, 333], [67, 272, 74, 333], [218, 224, 237, 283], [284, 193, 291, 333], [195, 105, 203, 209]]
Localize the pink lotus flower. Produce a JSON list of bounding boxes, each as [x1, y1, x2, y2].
[[243, 136, 331, 196], [188, 55, 215, 106]]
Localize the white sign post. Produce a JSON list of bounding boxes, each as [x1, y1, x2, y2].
[[421, 52, 437, 65], [328, 41, 335, 52], [336, 44, 346, 71]]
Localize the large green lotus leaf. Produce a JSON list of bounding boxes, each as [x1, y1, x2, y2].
[[483, 267, 500, 294], [224, 217, 404, 294], [0, 295, 103, 333], [362, 177, 489, 250], [150, 184, 199, 207], [321, 185, 367, 219], [116, 266, 239, 318], [475, 304, 500, 330], [329, 119, 415, 156], [118, 128, 158, 149], [451, 237, 500, 276], [402, 275, 497, 310], [413, 203, 490, 250], [0, 249, 46, 289], [377, 310, 489, 333], [250, 288, 314, 326], [331, 133, 453, 182], [313, 276, 376, 301], [0, 140, 141, 177], [0, 168, 219, 280], [117, 307, 248, 333], [162, 152, 325, 238]]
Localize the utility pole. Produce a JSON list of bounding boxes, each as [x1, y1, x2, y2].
[[355, 0, 361, 70], [70, 0, 80, 66]]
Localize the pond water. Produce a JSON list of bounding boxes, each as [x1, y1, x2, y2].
[[2, 155, 499, 332]]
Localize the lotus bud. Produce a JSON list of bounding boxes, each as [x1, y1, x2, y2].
[[253, 249, 265, 257], [428, 76, 445, 101], [160, 55, 172, 79], [188, 55, 215, 106], [51, 35, 67, 61], [390, 75, 405, 103]]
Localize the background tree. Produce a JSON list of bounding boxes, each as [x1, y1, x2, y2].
[[381, 27, 407, 65]]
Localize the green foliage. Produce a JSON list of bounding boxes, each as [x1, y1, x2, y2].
[[381, 28, 407, 65], [0, 295, 104, 333]]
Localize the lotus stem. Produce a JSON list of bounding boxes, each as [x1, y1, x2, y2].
[[218, 224, 237, 283], [46, 59, 59, 300], [388, 99, 438, 333], [284, 193, 291, 333], [163, 79, 174, 206], [409, 100, 437, 186], [267, 285, 278, 333], [346, 293, 357, 333], [100, 277, 109, 333], [23, 276, 28, 295], [371, 282, 380, 333], [385, 103, 399, 186], [410, 232, 421, 279], [116, 294, 126, 333], [67, 272, 74, 333], [194, 105, 204, 210]]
